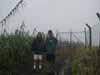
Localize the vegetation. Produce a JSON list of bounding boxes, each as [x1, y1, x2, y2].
[[72, 48, 99, 75], [0, 35, 33, 74], [0, 24, 33, 74], [0, 24, 100, 75]]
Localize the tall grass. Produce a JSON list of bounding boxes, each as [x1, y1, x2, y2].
[[0, 30, 33, 74], [0, 26, 100, 75], [72, 48, 99, 75]]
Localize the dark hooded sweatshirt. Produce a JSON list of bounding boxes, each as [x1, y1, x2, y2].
[[32, 37, 45, 54]]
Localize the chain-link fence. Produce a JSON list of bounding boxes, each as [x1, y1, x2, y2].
[[57, 31, 85, 48]]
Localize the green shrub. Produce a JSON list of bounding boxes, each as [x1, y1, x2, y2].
[[72, 48, 98, 75], [0, 33, 33, 74]]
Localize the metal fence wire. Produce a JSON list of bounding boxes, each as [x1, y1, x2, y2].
[[57, 31, 86, 48]]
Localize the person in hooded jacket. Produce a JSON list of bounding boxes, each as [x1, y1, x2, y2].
[[32, 32, 45, 71]]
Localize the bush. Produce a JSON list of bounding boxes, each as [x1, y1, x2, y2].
[[72, 48, 98, 75], [0, 33, 33, 74]]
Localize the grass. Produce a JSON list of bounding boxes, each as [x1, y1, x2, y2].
[[0, 30, 100, 75], [72, 48, 98, 75], [0, 34, 33, 74]]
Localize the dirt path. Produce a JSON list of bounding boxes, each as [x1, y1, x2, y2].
[[59, 60, 72, 75]]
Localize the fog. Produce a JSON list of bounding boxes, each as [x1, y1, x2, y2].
[[0, 0, 100, 33]]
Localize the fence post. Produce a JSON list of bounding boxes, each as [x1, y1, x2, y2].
[[1, 22, 4, 35], [70, 30, 72, 48], [96, 12, 100, 20], [84, 28, 87, 48], [56, 30, 59, 39], [99, 32, 100, 48], [86, 24, 92, 48]]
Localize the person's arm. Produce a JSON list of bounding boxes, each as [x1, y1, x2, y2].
[[41, 39, 46, 53], [54, 37, 58, 47], [43, 38, 48, 52], [56, 38, 58, 49], [32, 38, 36, 51], [54, 37, 58, 51]]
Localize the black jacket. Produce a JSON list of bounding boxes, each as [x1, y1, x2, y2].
[[32, 37, 45, 54]]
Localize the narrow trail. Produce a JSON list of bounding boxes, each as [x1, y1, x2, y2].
[[31, 60, 72, 75], [32, 48, 74, 75], [58, 60, 72, 75]]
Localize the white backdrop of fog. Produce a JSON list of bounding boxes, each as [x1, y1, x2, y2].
[[0, 0, 100, 33]]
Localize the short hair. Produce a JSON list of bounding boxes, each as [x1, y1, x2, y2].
[[48, 30, 53, 34]]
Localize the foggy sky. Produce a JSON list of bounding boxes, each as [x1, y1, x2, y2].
[[0, 0, 100, 33]]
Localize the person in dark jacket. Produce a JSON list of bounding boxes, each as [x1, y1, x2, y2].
[[32, 32, 45, 70], [45, 30, 58, 75]]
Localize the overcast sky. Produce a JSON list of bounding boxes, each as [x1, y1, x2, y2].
[[0, 0, 100, 33]]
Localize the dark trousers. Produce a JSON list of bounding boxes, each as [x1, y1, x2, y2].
[[47, 54, 55, 63], [46, 54, 56, 75]]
